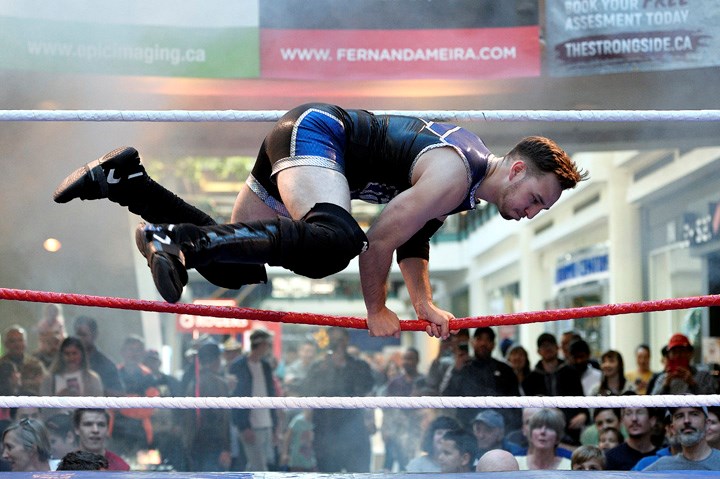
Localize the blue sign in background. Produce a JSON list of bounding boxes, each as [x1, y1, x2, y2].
[[556, 253, 609, 285]]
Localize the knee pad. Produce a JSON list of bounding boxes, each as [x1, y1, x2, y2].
[[281, 203, 368, 278]]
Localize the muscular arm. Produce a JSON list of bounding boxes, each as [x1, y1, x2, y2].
[[359, 147, 468, 337], [399, 257, 455, 337]]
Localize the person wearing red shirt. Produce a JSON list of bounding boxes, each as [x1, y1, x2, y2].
[[73, 409, 130, 471]]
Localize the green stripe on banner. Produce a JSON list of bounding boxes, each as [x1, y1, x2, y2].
[[0, 17, 259, 78]]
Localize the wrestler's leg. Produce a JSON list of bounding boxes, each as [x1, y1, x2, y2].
[[135, 171, 364, 303], [53, 146, 215, 226], [193, 183, 277, 290], [53, 146, 266, 289], [231, 181, 279, 223], [274, 164, 351, 219], [134, 105, 367, 302]]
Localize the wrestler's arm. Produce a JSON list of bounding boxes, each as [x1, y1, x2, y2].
[[360, 147, 468, 338], [398, 255, 455, 338]]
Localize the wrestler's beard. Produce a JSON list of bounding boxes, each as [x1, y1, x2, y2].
[[498, 180, 523, 220]]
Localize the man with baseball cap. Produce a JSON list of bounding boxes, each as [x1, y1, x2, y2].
[[649, 334, 717, 395], [643, 406, 720, 470], [471, 410, 507, 463]]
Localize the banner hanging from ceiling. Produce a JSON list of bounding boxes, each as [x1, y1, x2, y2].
[[0, 0, 541, 80], [545, 0, 719, 76], [260, 0, 541, 80], [0, 0, 260, 78]]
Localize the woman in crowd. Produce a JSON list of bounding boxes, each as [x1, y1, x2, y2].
[[1, 418, 52, 472], [705, 406, 720, 449], [405, 415, 460, 473], [591, 350, 633, 396], [515, 408, 571, 470], [40, 337, 104, 398], [505, 343, 531, 395], [580, 407, 624, 446]]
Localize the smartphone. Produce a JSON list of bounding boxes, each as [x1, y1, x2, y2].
[[666, 356, 689, 373], [66, 377, 80, 392]]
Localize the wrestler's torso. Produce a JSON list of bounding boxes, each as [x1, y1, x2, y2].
[[255, 103, 492, 216], [341, 106, 491, 213]]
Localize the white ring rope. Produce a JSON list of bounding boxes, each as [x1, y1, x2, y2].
[[1, 110, 720, 123], [2, 394, 718, 410]]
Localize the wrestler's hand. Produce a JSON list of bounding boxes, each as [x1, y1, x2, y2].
[[367, 307, 402, 338], [415, 301, 453, 339]]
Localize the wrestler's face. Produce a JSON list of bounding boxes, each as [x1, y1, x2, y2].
[[498, 162, 562, 221]]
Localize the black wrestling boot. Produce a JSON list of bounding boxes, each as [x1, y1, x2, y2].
[[53, 146, 148, 205], [135, 223, 189, 303], [135, 221, 279, 303]]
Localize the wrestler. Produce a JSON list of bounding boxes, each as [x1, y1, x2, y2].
[[54, 103, 587, 338]]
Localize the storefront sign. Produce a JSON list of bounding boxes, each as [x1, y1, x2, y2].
[[555, 251, 609, 288], [176, 299, 251, 334]]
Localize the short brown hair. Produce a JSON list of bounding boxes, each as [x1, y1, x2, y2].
[[571, 445, 605, 469], [507, 136, 588, 189], [73, 408, 110, 428]]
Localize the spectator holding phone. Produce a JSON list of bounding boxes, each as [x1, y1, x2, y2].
[[40, 337, 104, 398], [649, 334, 717, 395]]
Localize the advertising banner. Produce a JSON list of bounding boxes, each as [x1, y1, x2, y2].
[[260, 0, 541, 80], [261, 27, 540, 80], [0, 0, 260, 78], [0, 0, 541, 80], [546, 0, 720, 76]]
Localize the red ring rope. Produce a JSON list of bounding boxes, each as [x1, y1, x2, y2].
[[0, 287, 717, 331]]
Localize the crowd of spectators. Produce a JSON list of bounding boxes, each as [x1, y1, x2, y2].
[[0, 304, 718, 473]]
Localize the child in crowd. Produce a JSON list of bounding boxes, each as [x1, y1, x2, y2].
[[281, 409, 317, 472], [598, 427, 624, 452], [571, 445, 605, 470], [437, 429, 477, 473]]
